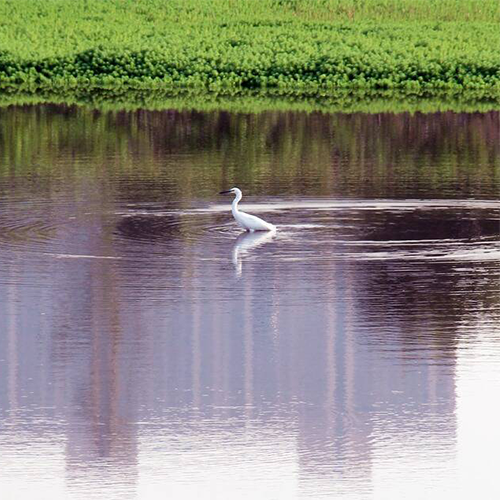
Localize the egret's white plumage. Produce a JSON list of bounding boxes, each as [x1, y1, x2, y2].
[[219, 187, 275, 232]]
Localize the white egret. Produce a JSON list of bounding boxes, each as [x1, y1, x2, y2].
[[219, 187, 275, 232]]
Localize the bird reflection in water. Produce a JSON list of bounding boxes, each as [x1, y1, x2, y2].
[[232, 230, 276, 277]]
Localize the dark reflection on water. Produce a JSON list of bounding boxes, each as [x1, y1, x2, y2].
[[0, 106, 499, 499]]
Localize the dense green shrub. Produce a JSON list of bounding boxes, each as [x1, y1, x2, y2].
[[0, 0, 498, 100]]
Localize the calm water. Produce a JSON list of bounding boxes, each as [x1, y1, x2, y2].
[[0, 106, 499, 500]]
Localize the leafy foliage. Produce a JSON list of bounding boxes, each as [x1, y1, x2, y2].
[[0, 0, 499, 100]]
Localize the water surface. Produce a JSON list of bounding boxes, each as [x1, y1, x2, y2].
[[0, 106, 499, 499]]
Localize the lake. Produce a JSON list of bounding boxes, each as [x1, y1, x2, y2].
[[0, 105, 499, 499]]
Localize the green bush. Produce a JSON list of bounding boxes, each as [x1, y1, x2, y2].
[[0, 0, 498, 100]]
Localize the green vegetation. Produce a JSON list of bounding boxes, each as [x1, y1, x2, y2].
[[1, 90, 499, 115], [0, 0, 499, 105]]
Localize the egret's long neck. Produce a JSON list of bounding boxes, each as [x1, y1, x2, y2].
[[231, 191, 242, 214]]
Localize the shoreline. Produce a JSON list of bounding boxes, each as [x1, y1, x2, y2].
[[1, 90, 499, 114]]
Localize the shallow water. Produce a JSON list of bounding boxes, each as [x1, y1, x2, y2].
[[0, 106, 499, 499]]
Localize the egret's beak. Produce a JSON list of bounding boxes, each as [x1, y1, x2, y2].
[[219, 190, 232, 194]]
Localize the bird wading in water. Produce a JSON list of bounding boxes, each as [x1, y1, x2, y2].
[[219, 188, 275, 232]]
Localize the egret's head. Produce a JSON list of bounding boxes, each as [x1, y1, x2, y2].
[[219, 187, 241, 196]]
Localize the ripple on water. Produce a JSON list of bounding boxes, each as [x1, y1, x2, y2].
[[0, 198, 498, 268]]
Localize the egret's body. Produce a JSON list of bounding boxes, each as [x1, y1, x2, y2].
[[220, 188, 275, 232]]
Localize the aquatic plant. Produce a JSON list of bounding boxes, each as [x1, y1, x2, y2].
[[0, 0, 499, 100], [1, 90, 499, 115]]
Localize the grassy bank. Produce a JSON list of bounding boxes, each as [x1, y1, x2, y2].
[[0, 0, 499, 103], [1, 90, 500, 115]]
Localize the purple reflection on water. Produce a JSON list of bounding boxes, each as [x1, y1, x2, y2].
[[0, 106, 499, 499]]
